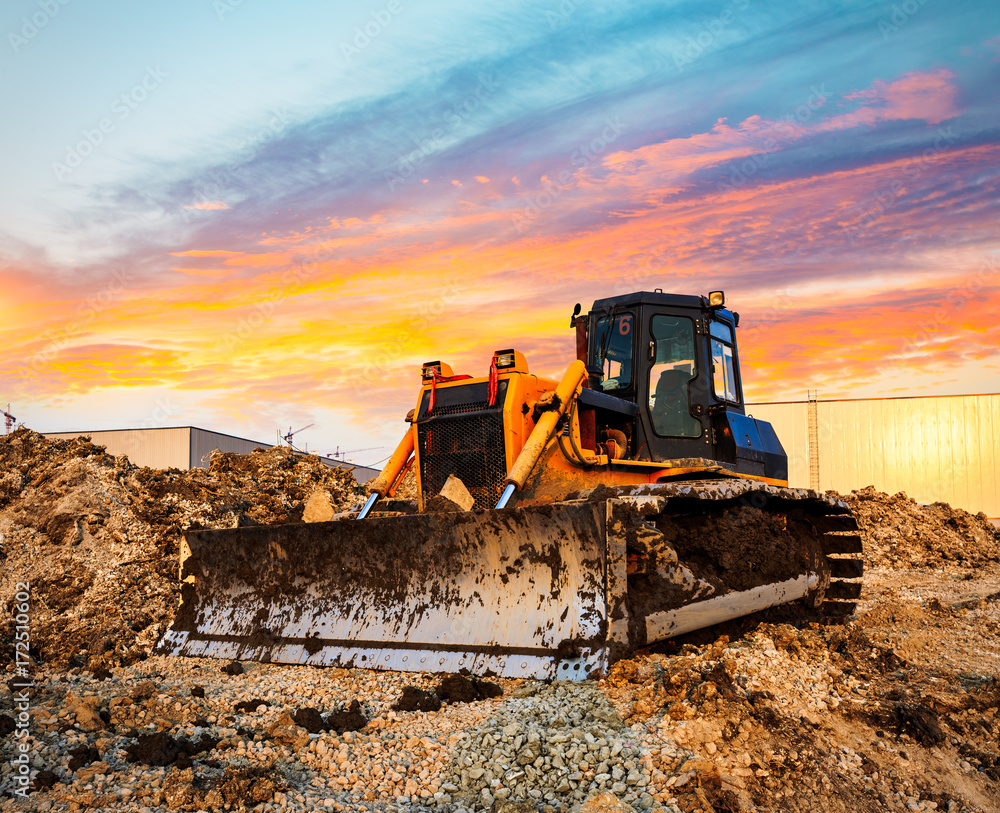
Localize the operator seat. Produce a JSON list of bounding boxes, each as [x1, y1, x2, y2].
[[652, 369, 692, 436]]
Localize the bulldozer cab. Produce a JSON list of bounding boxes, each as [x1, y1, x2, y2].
[[586, 291, 752, 466]]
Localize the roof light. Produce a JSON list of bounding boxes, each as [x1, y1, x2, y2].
[[708, 291, 725, 308], [421, 361, 454, 380], [492, 349, 529, 374]]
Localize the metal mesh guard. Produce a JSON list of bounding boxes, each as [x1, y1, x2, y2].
[[418, 411, 507, 509]]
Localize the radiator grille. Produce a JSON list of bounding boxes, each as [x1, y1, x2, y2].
[[418, 412, 507, 509]]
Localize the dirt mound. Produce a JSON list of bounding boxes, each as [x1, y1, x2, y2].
[[435, 673, 504, 704], [393, 685, 442, 712], [845, 486, 1000, 569], [0, 428, 365, 670], [325, 699, 369, 733], [605, 606, 1000, 813], [159, 764, 285, 810]]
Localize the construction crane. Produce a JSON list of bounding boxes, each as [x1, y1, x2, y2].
[[329, 445, 383, 461], [3, 404, 15, 435], [279, 423, 315, 447]]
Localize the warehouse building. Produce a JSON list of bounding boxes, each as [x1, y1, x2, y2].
[[42, 426, 380, 484], [748, 392, 999, 523]]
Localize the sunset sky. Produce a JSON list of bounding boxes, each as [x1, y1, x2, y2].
[[1, 0, 998, 464]]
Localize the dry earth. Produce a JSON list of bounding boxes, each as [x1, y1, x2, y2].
[[1, 430, 998, 813]]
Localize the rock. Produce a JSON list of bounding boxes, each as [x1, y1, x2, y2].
[[577, 791, 634, 812], [76, 761, 110, 782], [673, 757, 721, 789], [438, 475, 475, 512], [497, 802, 538, 813], [65, 692, 105, 731], [214, 765, 284, 806], [266, 712, 311, 748], [800, 709, 823, 727], [303, 489, 336, 523], [516, 740, 542, 766], [159, 767, 197, 808], [132, 681, 156, 700]]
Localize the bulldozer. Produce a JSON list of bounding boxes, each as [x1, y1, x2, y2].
[[157, 290, 862, 680]]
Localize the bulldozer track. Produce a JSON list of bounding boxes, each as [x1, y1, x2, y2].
[[598, 478, 865, 634]]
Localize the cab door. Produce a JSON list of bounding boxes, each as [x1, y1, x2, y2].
[[637, 309, 714, 461]]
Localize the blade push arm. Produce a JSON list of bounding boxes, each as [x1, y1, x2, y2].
[[496, 359, 589, 508], [358, 427, 415, 518]]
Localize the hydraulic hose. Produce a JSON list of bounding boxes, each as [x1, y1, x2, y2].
[[557, 400, 596, 469]]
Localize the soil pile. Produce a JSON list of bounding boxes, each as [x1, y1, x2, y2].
[[605, 604, 1000, 813], [0, 428, 365, 671], [845, 486, 1000, 569]]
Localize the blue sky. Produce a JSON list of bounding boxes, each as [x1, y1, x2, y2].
[[1, 0, 998, 461]]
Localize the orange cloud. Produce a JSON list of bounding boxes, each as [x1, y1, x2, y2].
[[4, 69, 995, 444], [182, 201, 231, 210], [172, 267, 239, 278], [42, 344, 182, 392]]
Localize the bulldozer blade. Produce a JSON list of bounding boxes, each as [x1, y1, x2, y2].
[[156, 503, 620, 681]]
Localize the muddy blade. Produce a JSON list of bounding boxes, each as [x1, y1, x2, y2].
[[156, 504, 611, 680]]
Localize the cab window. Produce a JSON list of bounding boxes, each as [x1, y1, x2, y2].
[[648, 315, 701, 437], [710, 321, 739, 403], [595, 312, 634, 391]]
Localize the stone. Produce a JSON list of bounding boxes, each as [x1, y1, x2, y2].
[[267, 712, 311, 749], [64, 693, 105, 732], [76, 762, 110, 782], [578, 791, 634, 812], [438, 475, 475, 512], [303, 489, 336, 523]]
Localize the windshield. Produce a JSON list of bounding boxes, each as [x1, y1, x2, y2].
[[594, 311, 634, 391]]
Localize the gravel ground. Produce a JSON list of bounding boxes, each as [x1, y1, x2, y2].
[[3, 562, 999, 813], [2, 433, 999, 812]]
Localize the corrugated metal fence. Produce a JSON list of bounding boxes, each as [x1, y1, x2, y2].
[[747, 393, 1000, 520]]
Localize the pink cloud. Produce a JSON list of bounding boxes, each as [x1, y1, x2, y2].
[[839, 68, 960, 126], [987, 34, 1000, 60]]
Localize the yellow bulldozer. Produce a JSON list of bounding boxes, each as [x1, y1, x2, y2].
[[157, 290, 862, 679]]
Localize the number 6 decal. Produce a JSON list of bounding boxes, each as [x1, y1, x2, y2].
[[619, 315, 632, 335]]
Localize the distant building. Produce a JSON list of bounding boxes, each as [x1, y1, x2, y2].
[[748, 392, 999, 523], [42, 426, 380, 484]]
